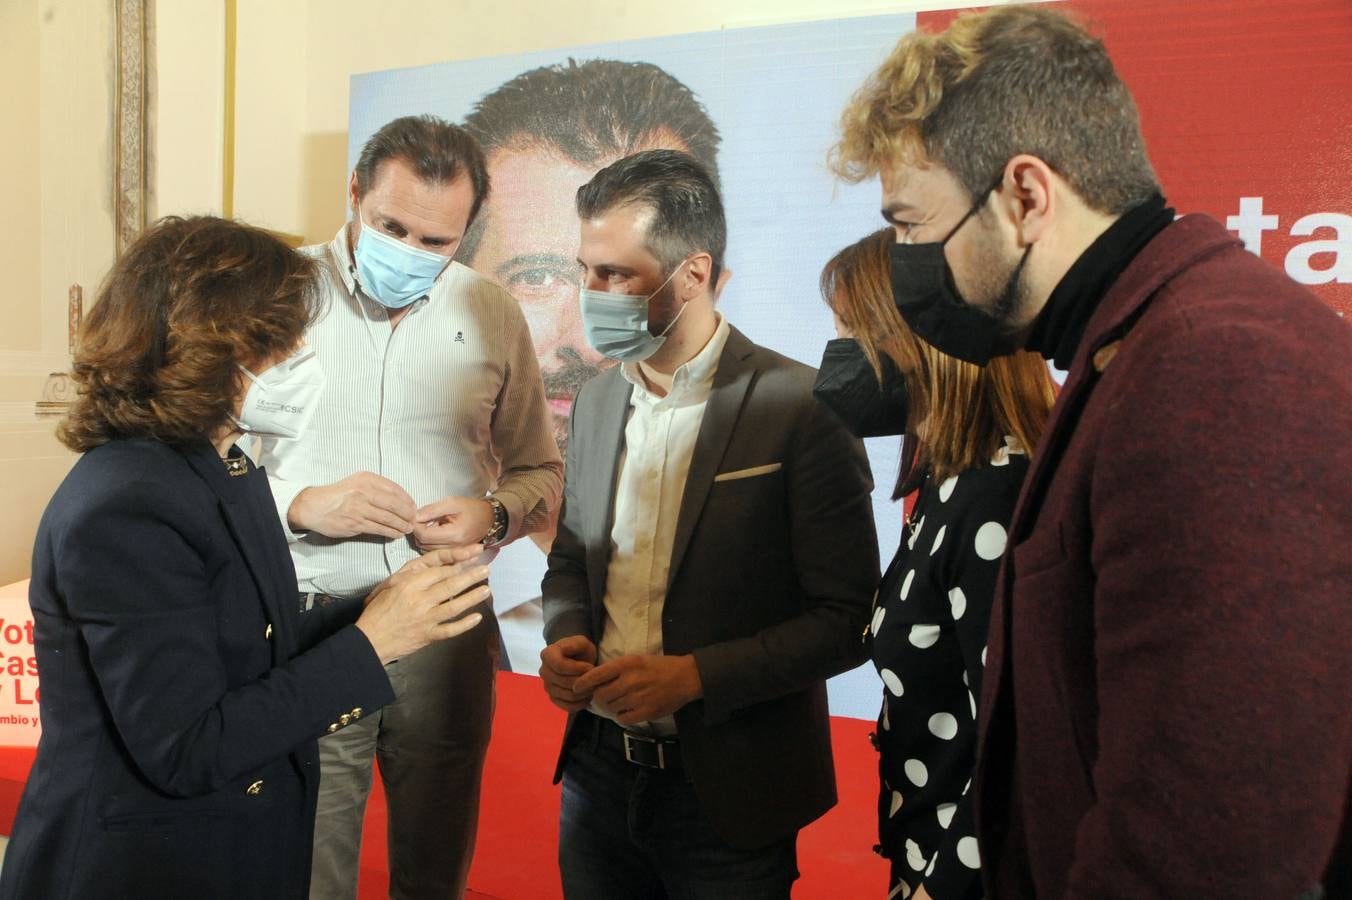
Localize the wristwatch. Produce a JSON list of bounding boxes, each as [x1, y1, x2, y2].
[[482, 496, 509, 547]]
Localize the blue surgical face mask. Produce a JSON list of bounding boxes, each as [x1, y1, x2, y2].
[[578, 260, 690, 363], [352, 206, 452, 309]]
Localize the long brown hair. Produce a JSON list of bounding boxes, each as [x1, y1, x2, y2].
[[60, 216, 318, 452], [821, 228, 1055, 491]]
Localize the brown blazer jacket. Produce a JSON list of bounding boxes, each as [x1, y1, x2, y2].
[[976, 215, 1352, 899], [543, 325, 879, 850]]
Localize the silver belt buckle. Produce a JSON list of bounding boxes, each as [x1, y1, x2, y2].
[[622, 731, 666, 769]]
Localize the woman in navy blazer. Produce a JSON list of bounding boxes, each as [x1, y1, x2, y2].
[[0, 217, 490, 900]]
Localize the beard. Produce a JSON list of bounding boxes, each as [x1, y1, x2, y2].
[[645, 277, 684, 337], [542, 345, 605, 454], [988, 245, 1034, 356], [962, 223, 1035, 358]]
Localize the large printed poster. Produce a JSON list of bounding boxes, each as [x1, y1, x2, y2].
[[350, 14, 915, 719], [348, 1, 1351, 722]]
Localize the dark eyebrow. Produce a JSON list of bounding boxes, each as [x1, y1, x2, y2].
[[495, 252, 575, 278], [378, 214, 456, 246], [579, 262, 638, 278]]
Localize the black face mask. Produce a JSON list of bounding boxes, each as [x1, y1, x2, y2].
[[889, 181, 1027, 367], [812, 338, 909, 438]]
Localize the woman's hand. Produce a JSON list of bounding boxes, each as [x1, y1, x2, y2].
[[356, 546, 490, 664]]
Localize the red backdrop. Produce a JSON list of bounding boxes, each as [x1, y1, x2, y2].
[[921, 0, 1352, 318]]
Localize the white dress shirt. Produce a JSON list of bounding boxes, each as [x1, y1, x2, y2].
[[257, 225, 563, 598], [592, 314, 731, 732]]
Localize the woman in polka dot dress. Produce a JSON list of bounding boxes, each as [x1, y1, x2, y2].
[[817, 230, 1056, 899]]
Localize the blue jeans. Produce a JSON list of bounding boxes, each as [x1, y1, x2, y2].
[[558, 722, 798, 900]]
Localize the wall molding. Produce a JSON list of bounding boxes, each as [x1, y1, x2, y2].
[[114, 0, 155, 255]]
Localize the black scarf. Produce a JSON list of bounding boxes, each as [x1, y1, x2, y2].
[[1025, 194, 1175, 369]]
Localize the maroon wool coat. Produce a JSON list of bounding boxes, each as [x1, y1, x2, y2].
[[975, 214, 1352, 899]]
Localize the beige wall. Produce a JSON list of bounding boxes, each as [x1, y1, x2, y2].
[[0, 0, 42, 358], [156, 0, 227, 218], [0, 0, 120, 584]]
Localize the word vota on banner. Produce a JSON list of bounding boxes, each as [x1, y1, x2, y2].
[[1227, 198, 1351, 292]]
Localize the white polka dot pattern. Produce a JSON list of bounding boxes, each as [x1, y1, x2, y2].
[[905, 839, 926, 871], [928, 712, 959, 740], [869, 454, 1028, 896], [957, 836, 981, 869], [973, 521, 1007, 561], [908, 624, 941, 649], [949, 586, 966, 620]]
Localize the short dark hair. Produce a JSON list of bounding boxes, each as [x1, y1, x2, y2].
[[575, 149, 726, 287], [61, 216, 318, 452], [457, 59, 721, 263], [354, 114, 491, 225], [833, 5, 1159, 214]]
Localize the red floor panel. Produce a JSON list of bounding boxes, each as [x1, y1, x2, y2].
[[359, 673, 885, 899], [0, 673, 885, 898]]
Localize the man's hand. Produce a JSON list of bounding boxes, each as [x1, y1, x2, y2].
[[288, 472, 417, 539], [364, 544, 484, 605], [413, 496, 494, 551], [539, 635, 597, 713], [355, 547, 491, 664], [572, 654, 703, 726]]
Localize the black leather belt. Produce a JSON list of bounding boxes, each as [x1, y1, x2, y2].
[[590, 713, 683, 772]]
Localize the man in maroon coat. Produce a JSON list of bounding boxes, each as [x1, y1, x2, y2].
[[831, 5, 1350, 898]]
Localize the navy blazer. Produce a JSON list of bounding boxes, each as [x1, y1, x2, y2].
[[543, 327, 880, 850], [0, 439, 394, 900]]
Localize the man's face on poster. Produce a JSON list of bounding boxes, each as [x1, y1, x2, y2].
[[469, 135, 693, 449]]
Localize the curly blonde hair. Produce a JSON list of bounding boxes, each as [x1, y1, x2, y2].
[[830, 5, 1158, 214], [60, 216, 318, 452]]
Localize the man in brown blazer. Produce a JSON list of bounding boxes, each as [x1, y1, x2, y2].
[[539, 149, 879, 898], [833, 6, 1351, 899]]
